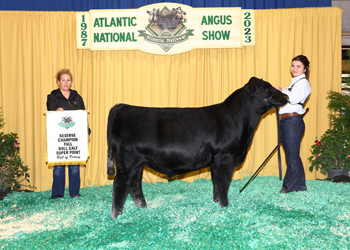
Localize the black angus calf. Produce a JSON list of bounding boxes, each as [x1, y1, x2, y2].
[[107, 77, 288, 219]]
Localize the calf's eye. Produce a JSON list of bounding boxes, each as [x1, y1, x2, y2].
[[259, 86, 267, 92]]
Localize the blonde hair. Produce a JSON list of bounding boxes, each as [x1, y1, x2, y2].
[[56, 69, 73, 83]]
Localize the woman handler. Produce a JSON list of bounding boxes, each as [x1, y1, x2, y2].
[[275, 55, 311, 193]]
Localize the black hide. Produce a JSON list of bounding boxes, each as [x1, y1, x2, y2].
[[107, 77, 288, 219]]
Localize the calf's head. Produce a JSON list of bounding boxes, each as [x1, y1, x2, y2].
[[244, 77, 288, 113]]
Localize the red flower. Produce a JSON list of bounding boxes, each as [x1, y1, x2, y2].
[[316, 140, 322, 146], [14, 142, 18, 148]]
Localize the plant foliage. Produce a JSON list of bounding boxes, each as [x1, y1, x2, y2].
[[0, 108, 33, 193], [0, 107, 4, 130], [327, 90, 350, 129], [308, 82, 350, 174]]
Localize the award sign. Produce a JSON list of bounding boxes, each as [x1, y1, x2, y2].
[[46, 110, 89, 167]]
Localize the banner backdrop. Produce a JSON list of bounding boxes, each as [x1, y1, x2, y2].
[[77, 3, 255, 55], [46, 110, 89, 167]]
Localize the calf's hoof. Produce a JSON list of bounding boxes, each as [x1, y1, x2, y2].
[[107, 168, 115, 176], [111, 209, 122, 220], [219, 201, 229, 208], [134, 200, 147, 208]]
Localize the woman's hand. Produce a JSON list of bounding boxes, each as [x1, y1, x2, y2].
[[275, 86, 282, 92], [57, 107, 64, 111]]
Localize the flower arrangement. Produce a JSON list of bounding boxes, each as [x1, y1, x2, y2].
[[0, 108, 33, 193], [308, 83, 350, 175]]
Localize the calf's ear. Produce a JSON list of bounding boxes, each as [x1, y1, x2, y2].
[[244, 77, 257, 97]]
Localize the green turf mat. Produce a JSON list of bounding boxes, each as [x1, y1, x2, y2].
[[1, 177, 349, 249]]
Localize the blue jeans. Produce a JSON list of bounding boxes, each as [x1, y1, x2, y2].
[[51, 165, 81, 198], [280, 116, 307, 193]]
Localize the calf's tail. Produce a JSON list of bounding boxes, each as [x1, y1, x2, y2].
[[107, 106, 117, 176], [107, 146, 115, 175]]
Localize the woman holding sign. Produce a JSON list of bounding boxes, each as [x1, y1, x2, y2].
[[47, 69, 89, 199]]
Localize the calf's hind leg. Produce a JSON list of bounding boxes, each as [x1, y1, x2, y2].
[[129, 165, 147, 208], [111, 169, 130, 219], [111, 155, 145, 219]]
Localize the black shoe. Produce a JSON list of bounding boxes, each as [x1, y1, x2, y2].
[[279, 188, 288, 193], [51, 196, 63, 199]]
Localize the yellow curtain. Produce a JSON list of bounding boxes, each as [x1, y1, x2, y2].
[[0, 7, 342, 192]]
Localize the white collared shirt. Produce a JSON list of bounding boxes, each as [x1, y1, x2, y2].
[[279, 74, 311, 115]]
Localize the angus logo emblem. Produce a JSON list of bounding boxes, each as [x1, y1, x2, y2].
[[59, 116, 75, 129], [138, 6, 194, 52]]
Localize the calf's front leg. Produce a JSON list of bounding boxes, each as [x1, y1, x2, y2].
[[211, 165, 234, 207]]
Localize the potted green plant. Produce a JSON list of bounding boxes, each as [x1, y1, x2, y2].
[[308, 82, 350, 178], [0, 108, 34, 194]]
